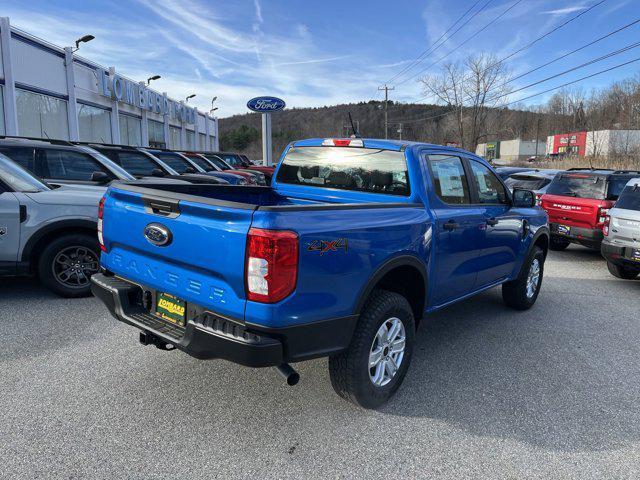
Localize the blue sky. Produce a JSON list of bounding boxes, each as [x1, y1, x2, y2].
[[2, 0, 638, 117]]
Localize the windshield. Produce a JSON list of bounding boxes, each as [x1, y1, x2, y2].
[[277, 146, 410, 196], [504, 175, 550, 191], [204, 155, 231, 170], [546, 173, 606, 199], [218, 153, 246, 167], [82, 148, 136, 180], [615, 183, 640, 211], [0, 153, 49, 192], [188, 155, 215, 172], [152, 152, 194, 174]]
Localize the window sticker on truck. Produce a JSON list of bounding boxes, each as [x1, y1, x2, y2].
[[307, 238, 348, 255]]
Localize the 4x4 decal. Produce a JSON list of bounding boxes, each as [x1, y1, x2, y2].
[[307, 238, 348, 255]]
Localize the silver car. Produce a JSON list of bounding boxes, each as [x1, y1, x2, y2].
[[601, 177, 640, 279], [0, 153, 104, 297]]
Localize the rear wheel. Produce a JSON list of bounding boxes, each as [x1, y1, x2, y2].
[[549, 235, 570, 251], [606, 261, 639, 280], [38, 234, 100, 297], [329, 290, 415, 409], [502, 246, 545, 310]]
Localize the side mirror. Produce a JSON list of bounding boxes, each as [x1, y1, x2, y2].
[[512, 189, 536, 208], [151, 168, 165, 177], [91, 171, 111, 184]]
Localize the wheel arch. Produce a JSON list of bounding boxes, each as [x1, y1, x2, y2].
[[531, 226, 550, 260], [21, 219, 97, 270], [354, 255, 428, 325]]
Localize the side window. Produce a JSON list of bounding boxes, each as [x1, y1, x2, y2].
[[38, 149, 110, 181], [427, 154, 471, 205], [118, 152, 158, 176], [469, 160, 509, 205], [0, 147, 37, 174]]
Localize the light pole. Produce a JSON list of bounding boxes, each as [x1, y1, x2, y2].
[[210, 96, 219, 115], [186, 94, 196, 103], [146, 75, 161, 85]]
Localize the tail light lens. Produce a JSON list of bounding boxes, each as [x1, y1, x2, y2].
[[603, 214, 610, 236], [598, 207, 610, 225], [245, 228, 298, 303], [535, 193, 542, 206], [98, 195, 106, 252]]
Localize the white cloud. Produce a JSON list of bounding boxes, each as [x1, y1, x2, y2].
[[541, 6, 587, 15]]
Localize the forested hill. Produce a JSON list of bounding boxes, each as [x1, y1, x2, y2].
[[218, 100, 553, 159], [218, 101, 453, 159]]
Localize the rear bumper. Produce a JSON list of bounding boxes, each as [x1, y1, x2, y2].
[[550, 222, 603, 248], [91, 273, 358, 367], [601, 241, 640, 268]]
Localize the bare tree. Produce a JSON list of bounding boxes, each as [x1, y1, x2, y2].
[[420, 53, 512, 151]]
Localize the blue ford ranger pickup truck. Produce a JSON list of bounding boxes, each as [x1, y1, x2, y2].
[[91, 138, 549, 408]]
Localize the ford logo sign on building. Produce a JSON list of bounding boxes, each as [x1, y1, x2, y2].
[[247, 96, 286, 113], [144, 223, 172, 247]]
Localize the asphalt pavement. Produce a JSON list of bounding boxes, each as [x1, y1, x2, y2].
[[1, 246, 639, 479]]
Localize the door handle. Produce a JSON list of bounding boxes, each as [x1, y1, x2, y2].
[[486, 217, 499, 226], [443, 220, 459, 231]]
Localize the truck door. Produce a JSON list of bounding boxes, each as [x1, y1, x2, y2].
[[424, 154, 484, 305], [0, 187, 21, 270], [466, 159, 522, 287]]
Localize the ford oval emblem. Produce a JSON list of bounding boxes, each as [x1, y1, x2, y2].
[[247, 96, 286, 113], [144, 223, 172, 247]]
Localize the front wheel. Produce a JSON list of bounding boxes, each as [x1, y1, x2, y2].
[[606, 261, 639, 280], [502, 246, 545, 310], [37, 234, 101, 297], [329, 290, 415, 409]]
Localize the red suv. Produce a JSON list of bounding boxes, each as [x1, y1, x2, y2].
[[541, 169, 640, 251]]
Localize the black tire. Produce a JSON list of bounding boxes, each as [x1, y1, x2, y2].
[[502, 246, 545, 310], [606, 261, 639, 280], [37, 233, 100, 298], [549, 235, 570, 251], [328, 290, 415, 409]]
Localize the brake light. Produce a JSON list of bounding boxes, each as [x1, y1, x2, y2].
[[245, 228, 298, 303], [535, 193, 542, 206], [321, 138, 364, 147], [97, 195, 106, 252], [603, 215, 610, 236], [598, 207, 610, 224]]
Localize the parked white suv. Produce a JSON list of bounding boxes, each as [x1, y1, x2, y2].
[[601, 178, 640, 279]]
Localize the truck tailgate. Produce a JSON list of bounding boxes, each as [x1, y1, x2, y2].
[[100, 186, 254, 319], [541, 194, 604, 229]]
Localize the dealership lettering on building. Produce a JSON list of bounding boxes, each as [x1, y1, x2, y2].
[[97, 70, 197, 124]]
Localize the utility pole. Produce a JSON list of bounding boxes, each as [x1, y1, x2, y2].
[[534, 116, 541, 158], [378, 84, 394, 139], [397, 122, 403, 140]]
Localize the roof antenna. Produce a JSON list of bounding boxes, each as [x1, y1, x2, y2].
[[348, 112, 360, 138]]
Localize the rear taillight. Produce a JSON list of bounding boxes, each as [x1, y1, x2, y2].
[[535, 193, 542, 206], [598, 207, 610, 225], [245, 228, 298, 303], [98, 195, 106, 252], [603, 215, 610, 236]]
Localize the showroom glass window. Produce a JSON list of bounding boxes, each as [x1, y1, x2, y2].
[[78, 103, 112, 143], [0, 87, 5, 135], [148, 119, 165, 148], [16, 88, 69, 140], [199, 133, 206, 151], [169, 126, 181, 149], [186, 129, 195, 151], [119, 114, 142, 146]]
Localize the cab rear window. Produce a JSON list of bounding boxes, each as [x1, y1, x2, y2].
[[546, 174, 606, 199], [615, 184, 640, 211], [277, 146, 409, 196]]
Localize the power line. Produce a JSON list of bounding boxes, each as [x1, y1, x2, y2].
[[390, 56, 640, 125], [386, 0, 489, 85], [395, 0, 524, 87]]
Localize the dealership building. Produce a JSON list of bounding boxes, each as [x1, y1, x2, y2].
[[546, 130, 640, 157], [0, 18, 219, 150], [475, 138, 546, 163]]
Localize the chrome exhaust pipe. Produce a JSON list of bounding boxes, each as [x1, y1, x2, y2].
[[276, 363, 300, 386]]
